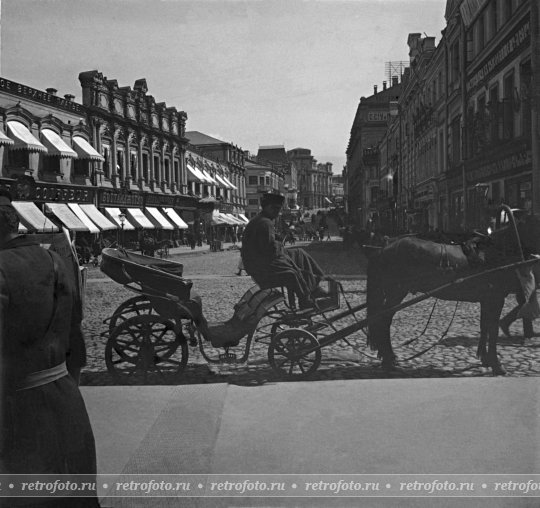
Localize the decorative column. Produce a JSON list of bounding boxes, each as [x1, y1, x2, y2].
[[111, 125, 119, 188]]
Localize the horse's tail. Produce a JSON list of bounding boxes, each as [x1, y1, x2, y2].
[[366, 253, 385, 352]]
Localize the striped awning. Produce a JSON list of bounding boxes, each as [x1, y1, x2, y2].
[[163, 208, 188, 229], [214, 174, 229, 189], [46, 203, 89, 231], [72, 136, 104, 162], [11, 202, 58, 232], [186, 163, 205, 183], [0, 128, 14, 147], [79, 204, 117, 231], [236, 214, 250, 224], [67, 203, 100, 233], [145, 207, 174, 230], [126, 208, 155, 229], [104, 208, 135, 230], [222, 175, 237, 190], [41, 129, 77, 158], [201, 169, 217, 185], [7, 121, 47, 152]]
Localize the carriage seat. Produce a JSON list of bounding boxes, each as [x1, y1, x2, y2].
[[200, 287, 284, 348]]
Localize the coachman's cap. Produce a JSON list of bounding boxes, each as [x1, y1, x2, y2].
[[0, 188, 13, 206], [260, 192, 285, 207]]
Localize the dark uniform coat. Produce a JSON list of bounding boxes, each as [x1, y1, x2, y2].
[[0, 236, 99, 506], [241, 213, 324, 301]]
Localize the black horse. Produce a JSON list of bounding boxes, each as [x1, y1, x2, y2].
[[366, 215, 540, 376]]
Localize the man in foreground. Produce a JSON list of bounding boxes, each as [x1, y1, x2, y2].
[[0, 189, 99, 507], [241, 192, 327, 308]]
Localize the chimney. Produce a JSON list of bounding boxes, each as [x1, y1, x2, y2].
[[64, 94, 75, 102], [46, 88, 57, 96], [392, 75, 399, 87], [374, 85, 378, 95], [383, 81, 387, 91]]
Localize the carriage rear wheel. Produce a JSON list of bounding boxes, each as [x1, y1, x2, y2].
[[105, 314, 188, 383], [108, 296, 153, 333], [268, 328, 321, 380]]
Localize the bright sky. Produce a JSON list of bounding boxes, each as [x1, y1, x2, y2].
[[2, 0, 446, 173]]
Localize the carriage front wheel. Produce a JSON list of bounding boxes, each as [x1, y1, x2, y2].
[[105, 314, 188, 383], [268, 328, 321, 380]]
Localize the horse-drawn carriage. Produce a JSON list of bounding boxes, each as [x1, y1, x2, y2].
[[99, 206, 540, 382]]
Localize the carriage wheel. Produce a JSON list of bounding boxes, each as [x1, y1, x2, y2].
[[105, 314, 188, 383], [108, 296, 153, 333], [268, 328, 321, 380]]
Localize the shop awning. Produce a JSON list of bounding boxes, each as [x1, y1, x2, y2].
[[11, 202, 58, 232], [7, 121, 47, 152], [67, 203, 100, 233], [186, 163, 205, 183], [0, 129, 14, 147], [224, 213, 243, 225], [72, 136, 104, 162], [201, 169, 217, 185], [145, 207, 174, 230], [210, 211, 228, 226], [324, 197, 333, 205], [237, 213, 250, 224], [79, 204, 117, 231], [41, 129, 77, 158], [18, 222, 28, 233], [163, 208, 188, 229], [222, 175, 237, 190], [46, 203, 89, 231], [126, 208, 155, 229], [214, 174, 229, 189], [104, 208, 135, 230]]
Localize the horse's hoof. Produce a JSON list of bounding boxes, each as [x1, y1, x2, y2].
[[380, 359, 397, 371], [491, 364, 507, 376]]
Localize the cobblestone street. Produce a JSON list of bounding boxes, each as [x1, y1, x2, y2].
[[81, 245, 540, 386]]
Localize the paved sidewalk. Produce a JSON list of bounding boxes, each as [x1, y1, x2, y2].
[[82, 377, 539, 507]]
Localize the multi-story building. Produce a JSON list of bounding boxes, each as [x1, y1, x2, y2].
[[345, 80, 402, 228], [0, 72, 195, 237], [244, 152, 284, 219], [257, 145, 297, 212], [78, 71, 198, 226], [185, 130, 247, 216], [347, 0, 537, 234], [330, 174, 345, 207], [461, 0, 533, 227]]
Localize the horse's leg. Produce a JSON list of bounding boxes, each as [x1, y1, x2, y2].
[[477, 302, 489, 367], [367, 259, 397, 369], [485, 295, 507, 376], [378, 289, 408, 369]]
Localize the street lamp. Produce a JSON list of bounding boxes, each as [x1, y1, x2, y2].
[[118, 213, 126, 249]]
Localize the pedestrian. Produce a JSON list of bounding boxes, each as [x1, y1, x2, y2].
[[0, 189, 99, 506]]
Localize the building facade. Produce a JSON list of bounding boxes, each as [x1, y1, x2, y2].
[[345, 81, 402, 228], [244, 153, 284, 219], [185, 130, 247, 216], [345, 0, 536, 234]]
